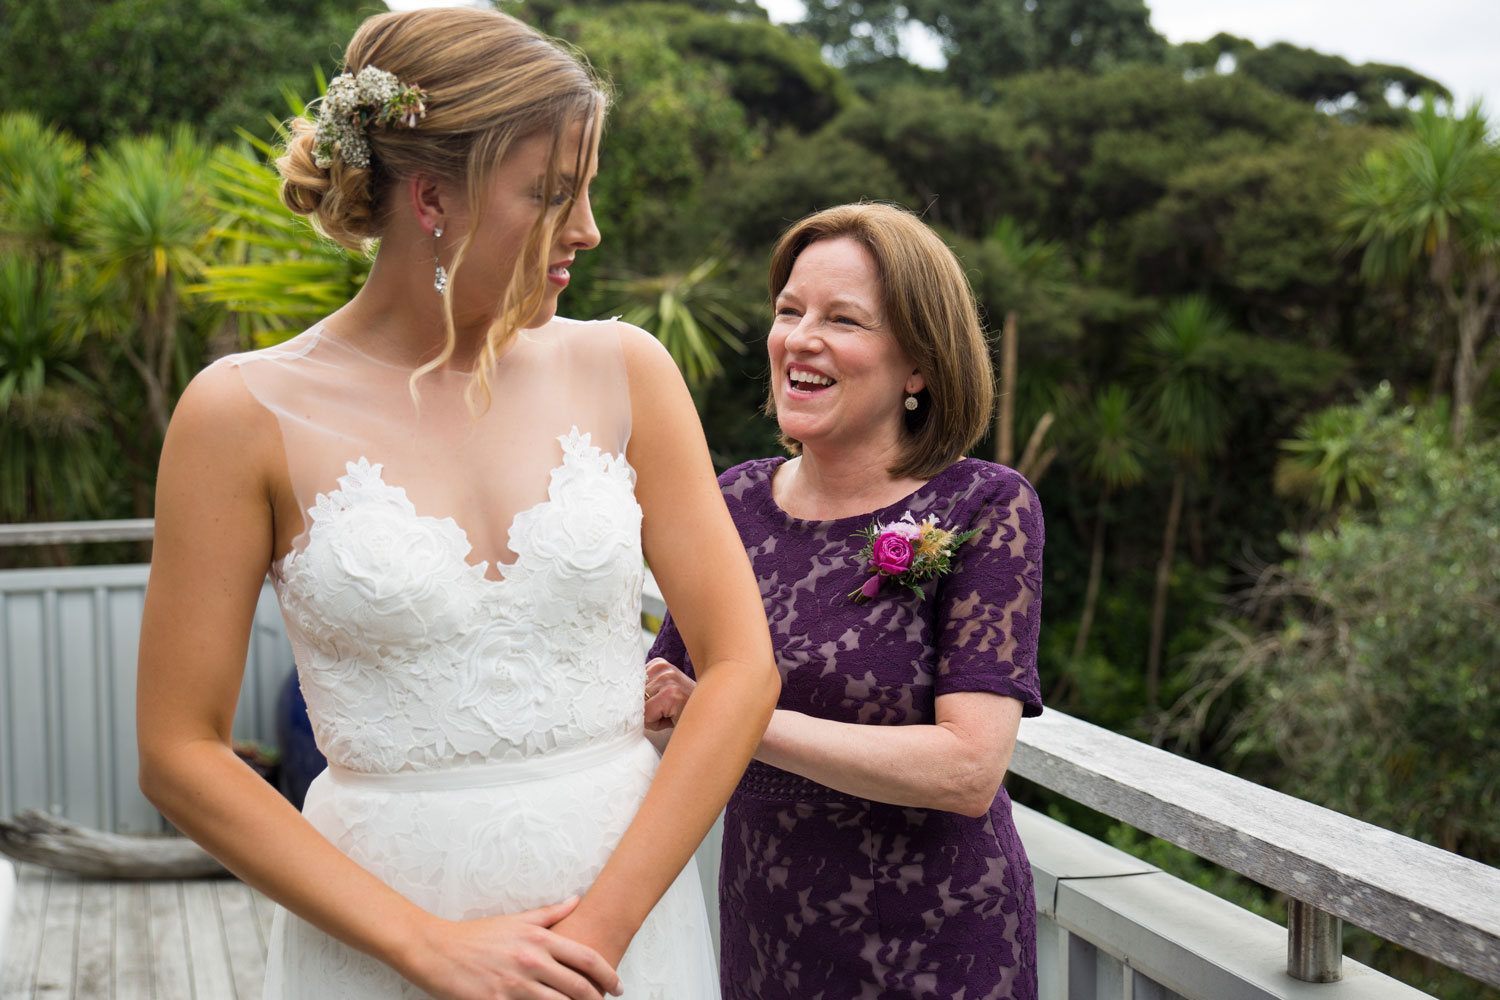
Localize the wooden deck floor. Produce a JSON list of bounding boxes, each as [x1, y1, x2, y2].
[[1, 863, 274, 1000]]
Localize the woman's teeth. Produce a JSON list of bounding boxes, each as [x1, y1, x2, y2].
[[790, 371, 834, 389]]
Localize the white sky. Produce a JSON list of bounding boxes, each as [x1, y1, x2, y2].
[[387, 0, 1500, 111], [757, 0, 1500, 110]]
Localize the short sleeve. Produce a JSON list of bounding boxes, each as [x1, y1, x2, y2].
[[645, 610, 696, 680], [933, 471, 1044, 715]]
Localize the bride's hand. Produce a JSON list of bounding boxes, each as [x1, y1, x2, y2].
[[644, 657, 696, 731], [398, 896, 622, 1000]]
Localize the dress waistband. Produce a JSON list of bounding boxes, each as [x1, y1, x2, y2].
[[326, 730, 648, 792], [736, 760, 864, 805]]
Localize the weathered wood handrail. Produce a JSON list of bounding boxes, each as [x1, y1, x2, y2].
[[1011, 710, 1500, 988], [0, 519, 154, 546], [7, 522, 1498, 992]]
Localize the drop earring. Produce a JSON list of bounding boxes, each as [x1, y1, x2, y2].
[[904, 393, 919, 411], [432, 226, 447, 294]]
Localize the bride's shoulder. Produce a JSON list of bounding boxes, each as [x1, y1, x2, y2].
[[165, 355, 282, 480], [172, 328, 327, 457], [549, 315, 677, 384]]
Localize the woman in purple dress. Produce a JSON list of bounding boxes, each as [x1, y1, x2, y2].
[[645, 203, 1044, 999]]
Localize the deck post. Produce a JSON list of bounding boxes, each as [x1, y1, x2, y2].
[[1288, 898, 1343, 982]]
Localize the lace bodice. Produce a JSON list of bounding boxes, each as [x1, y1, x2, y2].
[[213, 320, 647, 775], [275, 429, 646, 774]]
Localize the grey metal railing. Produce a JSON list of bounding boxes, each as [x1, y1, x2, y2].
[[5, 521, 1499, 999]]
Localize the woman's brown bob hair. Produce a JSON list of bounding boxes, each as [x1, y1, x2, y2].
[[767, 203, 994, 480], [277, 7, 608, 406]]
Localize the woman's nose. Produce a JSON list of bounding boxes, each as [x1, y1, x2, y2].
[[565, 191, 601, 251], [781, 313, 823, 354]]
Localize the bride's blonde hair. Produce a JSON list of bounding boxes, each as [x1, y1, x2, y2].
[[277, 7, 608, 407]]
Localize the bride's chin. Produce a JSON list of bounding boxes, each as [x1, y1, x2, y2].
[[524, 295, 561, 329]]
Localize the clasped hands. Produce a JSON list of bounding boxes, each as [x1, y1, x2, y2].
[[643, 657, 696, 732]]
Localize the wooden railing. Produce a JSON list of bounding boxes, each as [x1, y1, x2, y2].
[[6, 523, 1499, 997], [1012, 710, 1500, 991]]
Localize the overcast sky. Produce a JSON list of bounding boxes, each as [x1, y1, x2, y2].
[[756, 0, 1500, 110], [386, 0, 1499, 111]]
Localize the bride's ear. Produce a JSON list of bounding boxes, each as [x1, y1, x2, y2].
[[406, 173, 450, 236]]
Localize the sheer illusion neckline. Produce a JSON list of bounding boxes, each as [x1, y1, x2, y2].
[[305, 322, 527, 378], [760, 456, 973, 528]]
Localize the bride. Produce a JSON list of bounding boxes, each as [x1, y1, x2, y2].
[[135, 8, 778, 999]]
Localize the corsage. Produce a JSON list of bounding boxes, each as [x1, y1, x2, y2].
[[848, 511, 979, 602]]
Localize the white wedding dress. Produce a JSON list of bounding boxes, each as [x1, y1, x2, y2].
[[212, 320, 718, 999]]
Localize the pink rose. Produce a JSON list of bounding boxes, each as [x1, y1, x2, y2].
[[872, 532, 915, 574]]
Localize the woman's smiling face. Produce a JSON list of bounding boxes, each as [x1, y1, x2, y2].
[[768, 237, 924, 457]]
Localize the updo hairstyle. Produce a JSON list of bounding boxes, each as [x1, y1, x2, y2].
[[277, 7, 608, 398], [766, 203, 994, 479]]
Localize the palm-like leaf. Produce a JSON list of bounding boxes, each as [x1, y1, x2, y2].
[[0, 254, 110, 521], [1277, 384, 1394, 509], [1080, 384, 1150, 489], [598, 256, 748, 386], [195, 139, 370, 344], [1340, 101, 1498, 285], [1135, 294, 1233, 462], [0, 112, 87, 256], [1338, 100, 1500, 444], [987, 216, 1072, 289], [79, 127, 216, 297]]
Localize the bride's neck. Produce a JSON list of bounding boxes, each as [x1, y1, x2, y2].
[[334, 245, 490, 372]]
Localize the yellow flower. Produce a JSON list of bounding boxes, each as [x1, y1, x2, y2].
[[916, 524, 952, 560]]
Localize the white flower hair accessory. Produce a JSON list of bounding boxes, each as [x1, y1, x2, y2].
[[313, 66, 430, 170]]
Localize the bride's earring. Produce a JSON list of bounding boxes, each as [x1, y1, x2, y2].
[[904, 393, 919, 411], [432, 226, 448, 294]]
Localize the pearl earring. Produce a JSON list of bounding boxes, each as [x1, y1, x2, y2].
[[432, 226, 447, 294], [904, 394, 919, 411]]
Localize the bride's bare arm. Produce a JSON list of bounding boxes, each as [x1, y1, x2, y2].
[[556, 325, 779, 962], [137, 365, 619, 1000]]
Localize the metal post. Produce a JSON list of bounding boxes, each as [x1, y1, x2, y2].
[[1288, 899, 1343, 982]]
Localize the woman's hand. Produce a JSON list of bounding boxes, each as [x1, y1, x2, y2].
[[398, 896, 622, 1000], [643, 657, 696, 731]]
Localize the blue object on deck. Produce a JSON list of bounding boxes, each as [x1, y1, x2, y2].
[[276, 670, 327, 811]]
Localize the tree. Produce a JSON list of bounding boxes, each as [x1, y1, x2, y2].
[[1171, 401, 1500, 867], [1341, 101, 1500, 446], [597, 256, 749, 386], [1275, 383, 1397, 510], [832, 86, 1033, 237], [550, 6, 761, 273], [707, 129, 912, 250], [662, 12, 854, 134], [0, 112, 86, 262], [795, 0, 1166, 96], [195, 130, 372, 347], [916, 0, 1167, 96], [0, 255, 113, 525], [1135, 295, 1233, 709], [0, 0, 363, 146], [1069, 385, 1149, 662], [1177, 34, 1451, 124], [991, 65, 1314, 249], [79, 128, 219, 439]]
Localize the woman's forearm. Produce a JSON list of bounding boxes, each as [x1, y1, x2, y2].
[[139, 739, 440, 976], [754, 701, 1019, 817], [558, 654, 777, 960]]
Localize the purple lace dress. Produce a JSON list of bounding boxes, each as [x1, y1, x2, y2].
[[648, 456, 1044, 1000]]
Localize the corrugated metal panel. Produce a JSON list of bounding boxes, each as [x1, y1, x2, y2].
[[0, 565, 292, 834]]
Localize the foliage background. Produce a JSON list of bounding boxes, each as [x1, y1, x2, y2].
[[1, 0, 1496, 995]]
